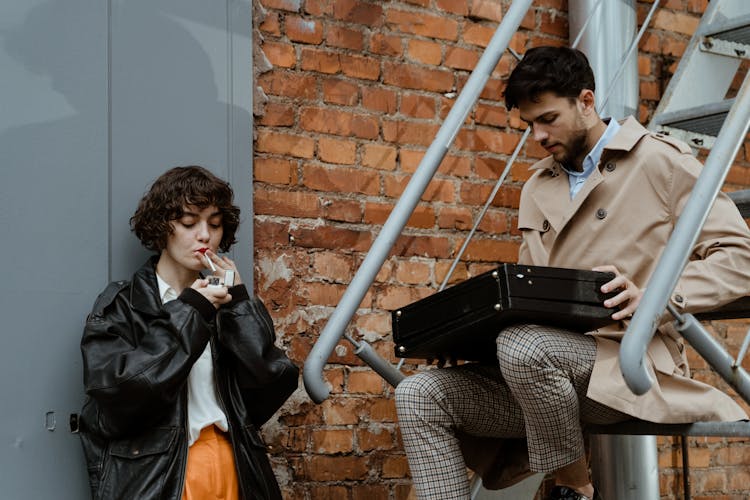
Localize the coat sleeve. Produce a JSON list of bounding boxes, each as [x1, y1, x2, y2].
[[666, 149, 750, 313], [81, 284, 213, 436]]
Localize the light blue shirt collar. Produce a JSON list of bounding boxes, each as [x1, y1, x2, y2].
[[562, 118, 620, 198]]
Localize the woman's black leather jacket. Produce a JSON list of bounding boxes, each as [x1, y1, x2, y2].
[[78, 258, 296, 500]]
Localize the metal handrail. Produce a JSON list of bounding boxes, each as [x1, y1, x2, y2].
[[302, 0, 534, 403], [620, 73, 750, 395]]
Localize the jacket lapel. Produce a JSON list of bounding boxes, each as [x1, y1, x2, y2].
[[129, 256, 165, 316]]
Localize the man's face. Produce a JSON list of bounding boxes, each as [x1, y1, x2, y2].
[[518, 91, 590, 169]]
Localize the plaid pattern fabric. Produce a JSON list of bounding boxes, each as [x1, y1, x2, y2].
[[395, 324, 629, 500]]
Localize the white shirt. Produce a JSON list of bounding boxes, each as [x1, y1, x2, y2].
[[156, 273, 228, 446], [561, 118, 621, 198]]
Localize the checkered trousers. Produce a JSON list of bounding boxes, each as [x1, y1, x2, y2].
[[394, 324, 630, 500]]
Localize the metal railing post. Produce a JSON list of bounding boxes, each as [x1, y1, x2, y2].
[[303, 0, 534, 403], [620, 74, 750, 395]]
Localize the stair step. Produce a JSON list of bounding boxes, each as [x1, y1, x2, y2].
[[728, 189, 750, 218], [652, 99, 734, 137], [705, 14, 750, 45], [589, 420, 750, 437]]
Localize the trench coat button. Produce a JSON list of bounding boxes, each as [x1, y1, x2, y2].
[[542, 219, 550, 231], [596, 208, 607, 219], [674, 294, 684, 304], [605, 162, 616, 172]]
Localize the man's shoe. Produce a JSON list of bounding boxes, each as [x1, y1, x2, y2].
[[546, 485, 602, 500]]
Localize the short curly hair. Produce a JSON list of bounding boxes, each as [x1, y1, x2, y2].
[[504, 46, 595, 111], [130, 166, 241, 252]]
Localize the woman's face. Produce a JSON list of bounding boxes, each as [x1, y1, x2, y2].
[[161, 204, 224, 274]]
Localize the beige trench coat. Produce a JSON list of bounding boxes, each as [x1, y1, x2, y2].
[[471, 116, 750, 489]]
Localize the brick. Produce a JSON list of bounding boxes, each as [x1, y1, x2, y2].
[[539, 11, 568, 37], [445, 47, 480, 71], [364, 202, 435, 229], [438, 154, 472, 177], [436, 0, 468, 16], [341, 53, 380, 80], [463, 22, 495, 48], [308, 485, 349, 500], [256, 130, 315, 158], [303, 164, 379, 195], [455, 129, 521, 155], [311, 429, 354, 453], [312, 252, 354, 282], [254, 157, 298, 185], [654, 9, 700, 35], [351, 484, 390, 500], [347, 370, 384, 393], [477, 210, 509, 234], [401, 93, 436, 119], [383, 174, 455, 202], [391, 234, 452, 259], [304, 0, 332, 16], [463, 238, 520, 262], [362, 144, 398, 171], [259, 11, 280, 36], [300, 107, 379, 139], [469, 0, 503, 22], [322, 78, 359, 106], [258, 70, 317, 100], [254, 188, 320, 217], [353, 311, 391, 337], [407, 39, 442, 65], [300, 47, 341, 74], [385, 10, 458, 41], [333, 0, 383, 26], [286, 16, 324, 44], [322, 398, 365, 425], [259, 0, 301, 12], [638, 55, 651, 77], [382, 119, 440, 147], [262, 41, 296, 68], [323, 197, 362, 223], [475, 103, 508, 127], [438, 206, 473, 230], [289, 225, 373, 252], [362, 87, 397, 114], [370, 33, 402, 57], [383, 62, 454, 92], [395, 260, 432, 285], [258, 102, 295, 127], [435, 260, 469, 286], [253, 220, 290, 248], [357, 427, 395, 451], [326, 25, 364, 50], [318, 136, 357, 164], [382, 454, 410, 478], [306, 455, 369, 481]]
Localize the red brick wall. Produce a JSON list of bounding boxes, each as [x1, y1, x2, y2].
[[252, 1, 750, 498]]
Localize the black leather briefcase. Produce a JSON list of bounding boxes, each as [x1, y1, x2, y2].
[[391, 263, 617, 361]]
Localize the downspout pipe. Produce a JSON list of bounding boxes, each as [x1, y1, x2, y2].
[[570, 2, 660, 499], [303, 0, 534, 404]]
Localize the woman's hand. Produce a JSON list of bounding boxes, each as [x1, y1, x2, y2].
[[593, 265, 643, 321], [191, 278, 232, 309], [204, 250, 243, 286]]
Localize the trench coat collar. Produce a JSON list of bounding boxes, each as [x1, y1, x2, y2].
[[526, 116, 650, 236], [130, 256, 164, 316]]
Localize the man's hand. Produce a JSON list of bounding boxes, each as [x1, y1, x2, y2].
[[593, 265, 643, 321]]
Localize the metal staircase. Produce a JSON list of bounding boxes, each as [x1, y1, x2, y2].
[[649, 0, 750, 150]]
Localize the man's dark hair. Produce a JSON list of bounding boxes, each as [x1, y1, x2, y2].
[[131, 166, 241, 252], [504, 46, 596, 110]]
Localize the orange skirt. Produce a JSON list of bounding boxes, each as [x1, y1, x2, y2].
[[182, 425, 240, 500]]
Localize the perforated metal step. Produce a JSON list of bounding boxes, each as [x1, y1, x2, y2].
[[652, 99, 734, 136], [705, 14, 750, 45]]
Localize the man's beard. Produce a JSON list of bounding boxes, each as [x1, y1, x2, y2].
[[559, 127, 589, 171]]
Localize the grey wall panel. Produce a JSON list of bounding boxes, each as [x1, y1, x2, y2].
[[0, 0, 109, 497], [109, 0, 253, 282], [0, 0, 253, 497]]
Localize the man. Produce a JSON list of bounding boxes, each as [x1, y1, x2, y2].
[[394, 47, 750, 500]]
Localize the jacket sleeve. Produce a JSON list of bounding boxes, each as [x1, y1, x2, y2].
[[215, 285, 299, 425], [81, 284, 214, 436], [667, 149, 750, 313]]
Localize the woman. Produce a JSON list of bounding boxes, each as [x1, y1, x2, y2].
[[77, 166, 297, 500]]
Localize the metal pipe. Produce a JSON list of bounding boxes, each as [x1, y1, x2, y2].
[[677, 314, 750, 402], [620, 73, 750, 395], [303, 0, 534, 403], [353, 341, 405, 388]]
